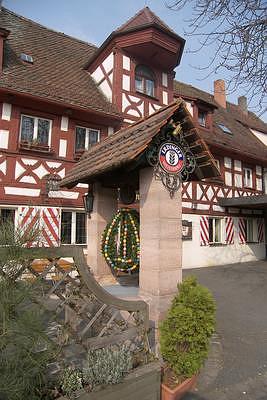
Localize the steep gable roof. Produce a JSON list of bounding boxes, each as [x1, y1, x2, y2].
[[0, 7, 121, 118], [174, 80, 267, 164], [116, 6, 178, 37]]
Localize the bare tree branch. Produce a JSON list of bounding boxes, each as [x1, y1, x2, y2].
[[166, 0, 267, 112]]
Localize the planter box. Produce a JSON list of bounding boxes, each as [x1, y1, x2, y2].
[[161, 374, 197, 400], [59, 362, 161, 400]]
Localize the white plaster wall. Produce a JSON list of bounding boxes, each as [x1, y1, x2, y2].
[[185, 101, 193, 116], [0, 129, 9, 149], [162, 72, 168, 87], [2, 103, 12, 120], [182, 213, 265, 269], [122, 55, 130, 71], [60, 116, 69, 131]]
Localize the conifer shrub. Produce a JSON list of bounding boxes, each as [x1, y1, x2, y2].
[[0, 220, 55, 400], [160, 276, 216, 380]]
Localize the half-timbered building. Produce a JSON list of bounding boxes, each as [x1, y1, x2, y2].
[[0, 6, 266, 267]]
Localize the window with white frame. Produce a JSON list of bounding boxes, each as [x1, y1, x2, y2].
[[208, 218, 224, 243], [244, 218, 257, 242], [75, 126, 100, 151], [60, 211, 86, 245], [20, 114, 52, 146], [244, 167, 253, 188], [135, 65, 155, 97]]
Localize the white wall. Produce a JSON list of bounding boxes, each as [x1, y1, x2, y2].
[[182, 213, 265, 269]]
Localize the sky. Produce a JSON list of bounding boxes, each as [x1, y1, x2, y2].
[[3, 0, 266, 121]]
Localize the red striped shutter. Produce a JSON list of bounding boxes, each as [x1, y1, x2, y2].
[[41, 207, 60, 247], [225, 217, 234, 244], [257, 218, 264, 243], [238, 217, 246, 244], [200, 216, 209, 246], [18, 206, 60, 247], [19, 206, 41, 247]]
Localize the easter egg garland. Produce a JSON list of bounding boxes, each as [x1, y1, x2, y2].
[[101, 208, 140, 272]]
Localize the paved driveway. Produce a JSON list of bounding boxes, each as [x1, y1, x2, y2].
[[183, 261, 267, 400]]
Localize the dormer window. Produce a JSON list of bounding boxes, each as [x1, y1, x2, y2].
[[135, 65, 155, 97], [198, 110, 207, 127]]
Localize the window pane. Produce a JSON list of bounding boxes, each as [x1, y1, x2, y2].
[[37, 119, 50, 145], [214, 219, 221, 242], [247, 219, 254, 241], [135, 76, 143, 92], [89, 130, 99, 147], [135, 65, 154, 80], [75, 127, 86, 150], [0, 209, 15, 224], [198, 111, 207, 127], [21, 116, 34, 142], [76, 213, 86, 244], [208, 218, 213, 242], [146, 79, 154, 97], [61, 212, 72, 244]]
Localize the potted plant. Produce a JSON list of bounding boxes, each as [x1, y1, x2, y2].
[[160, 276, 216, 400]]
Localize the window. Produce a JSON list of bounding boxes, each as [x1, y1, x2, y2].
[[61, 211, 86, 244], [244, 167, 253, 188], [20, 53, 34, 63], [244, 218, 257, 242], [75, 126, 100, 151], [217, 123, 232, 135], [135, 65, 155, 97], [0, 208, 15, 224], [198, 110, 207, 127], [208, 218, 224, 243], [20, 115, 51, 146]]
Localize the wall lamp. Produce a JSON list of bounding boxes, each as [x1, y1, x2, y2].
[[83, 191, 94, 217]]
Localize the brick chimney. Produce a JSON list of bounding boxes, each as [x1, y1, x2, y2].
[[238, 96, 248, 115], [214, 79, 226, 108]]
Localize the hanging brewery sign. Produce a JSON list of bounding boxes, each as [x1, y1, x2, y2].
[[159, 142, 185, 174], [146, 122, 196, 198]]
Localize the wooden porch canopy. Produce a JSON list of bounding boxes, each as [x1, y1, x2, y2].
[[61, 99, 221, 188], [219, 194, 267, 210]]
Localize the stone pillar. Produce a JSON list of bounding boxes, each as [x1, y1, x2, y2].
[[139, 167, 182, 327], [87, 183, 117, 283]]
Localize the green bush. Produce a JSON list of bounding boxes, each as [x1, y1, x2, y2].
[[0, 220, 54, 400], [160, 276, 216, 380], [83, 345, 133, 388]]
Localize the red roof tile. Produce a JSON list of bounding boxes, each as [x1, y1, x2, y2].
[[61, 100, 220, 188], [0, 7, 121, 118], [174, 80, 267, 163], [116, 6, 178, 36]]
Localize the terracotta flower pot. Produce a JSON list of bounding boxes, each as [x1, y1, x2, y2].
[[161, 374, 198, 400]]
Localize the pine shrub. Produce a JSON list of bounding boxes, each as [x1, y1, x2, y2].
[[160, 276, 216, 380], [0, 220, 55, 400]]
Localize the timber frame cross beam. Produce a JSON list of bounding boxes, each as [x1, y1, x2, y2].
[[60, 99, 221, 190]]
